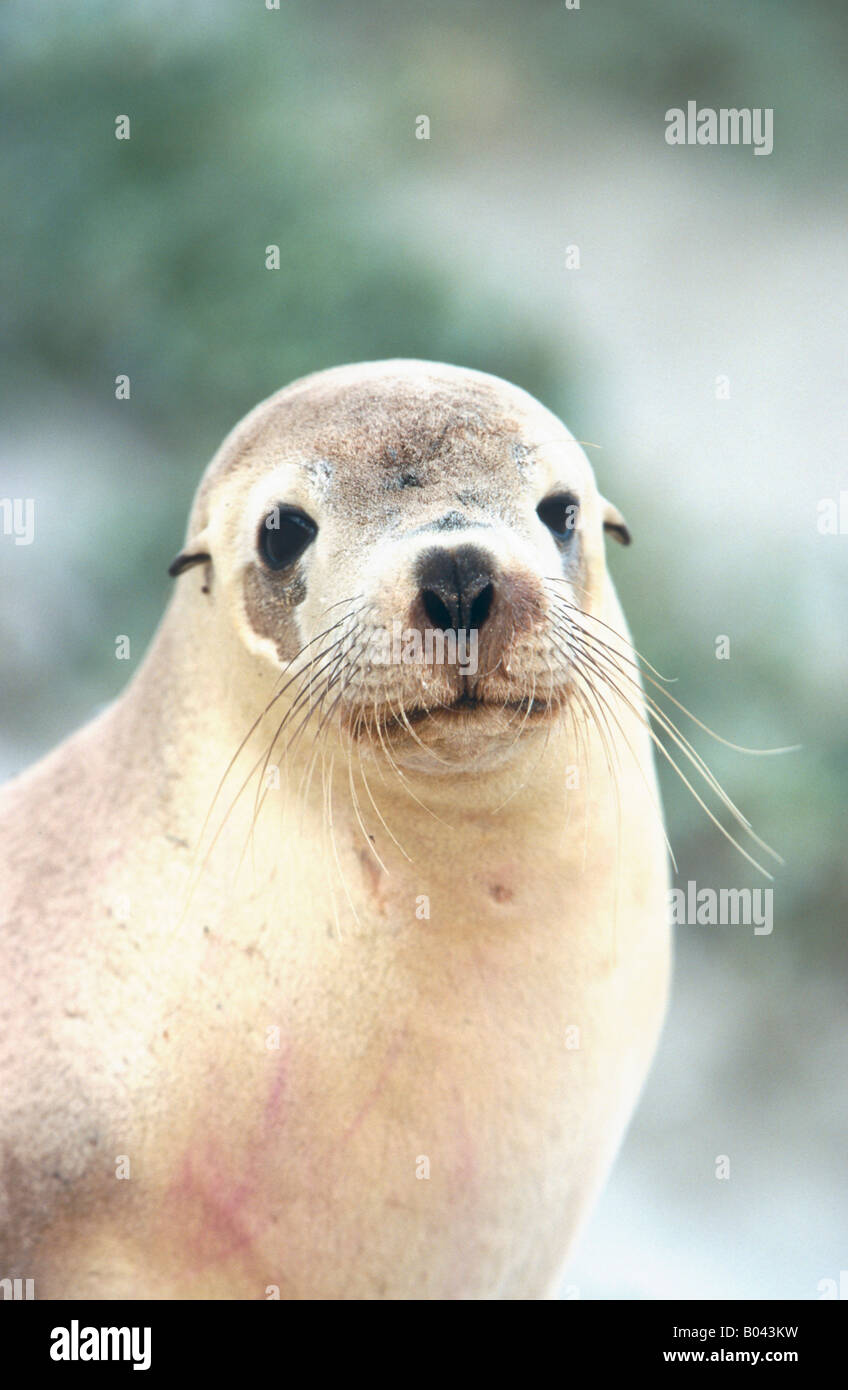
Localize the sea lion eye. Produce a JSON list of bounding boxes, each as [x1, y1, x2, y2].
[[537, 493, 580, 541], [259, 505, 318, 570]]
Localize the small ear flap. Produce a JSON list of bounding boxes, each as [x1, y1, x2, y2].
[[168, 529, 211, 577], [601, 499, 631, 547]]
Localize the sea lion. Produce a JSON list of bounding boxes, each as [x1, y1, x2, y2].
[[0, 359, 671, 1300]]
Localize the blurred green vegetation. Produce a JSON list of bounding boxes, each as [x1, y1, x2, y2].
[[0, 3, 567, 455]]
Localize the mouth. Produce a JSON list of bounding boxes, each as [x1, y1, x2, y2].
[[389, 690, 559, 728]]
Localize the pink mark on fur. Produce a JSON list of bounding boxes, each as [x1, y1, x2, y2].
[[168, 1146, 259, 1268], [165, 1047, 293, 1274]]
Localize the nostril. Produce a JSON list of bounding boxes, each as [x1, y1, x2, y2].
[[415, 544, 498, 633], [422, 588, 455, 632], [469, 581, 494, 630]]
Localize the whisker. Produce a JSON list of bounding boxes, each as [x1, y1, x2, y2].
[[186, 606, 363, 893], [549, 611, 776, 878], [552, 613, 782, 864], [549, 584, 799, 755], [547, 630, 678, 875]]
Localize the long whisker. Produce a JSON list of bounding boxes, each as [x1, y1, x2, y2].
[[549, 583, 799, 755], [187, 606, 363, 892], [551, 610, 782, 864], [548, 604, 777, 878], [189, 604, 367, 903], [209, 629, 355, 877], [547, 628, 678, 873], [568, 652, 624, 957], [346, 745, 390, 877], [545, 586, 788, 851], [355, 738, 413, 863], [250, 625, 362, 832], [553, 617, 744, 823]]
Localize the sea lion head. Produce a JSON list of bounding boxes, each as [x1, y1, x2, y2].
[[170, 360, 630, 773]]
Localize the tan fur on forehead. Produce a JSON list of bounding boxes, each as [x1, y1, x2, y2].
[[188, 360, 576, 533]]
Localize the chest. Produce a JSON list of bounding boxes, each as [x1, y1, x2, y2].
[[29, 780, 669, 1297], [62, 855, 662, 1296]]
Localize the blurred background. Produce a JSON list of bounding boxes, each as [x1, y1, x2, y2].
[[1, 0, 846, 1298]]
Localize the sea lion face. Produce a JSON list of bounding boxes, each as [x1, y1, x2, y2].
[[175, 361, 629, 771]]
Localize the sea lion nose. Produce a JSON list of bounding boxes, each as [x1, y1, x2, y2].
[[416, 544, 496, 631]]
